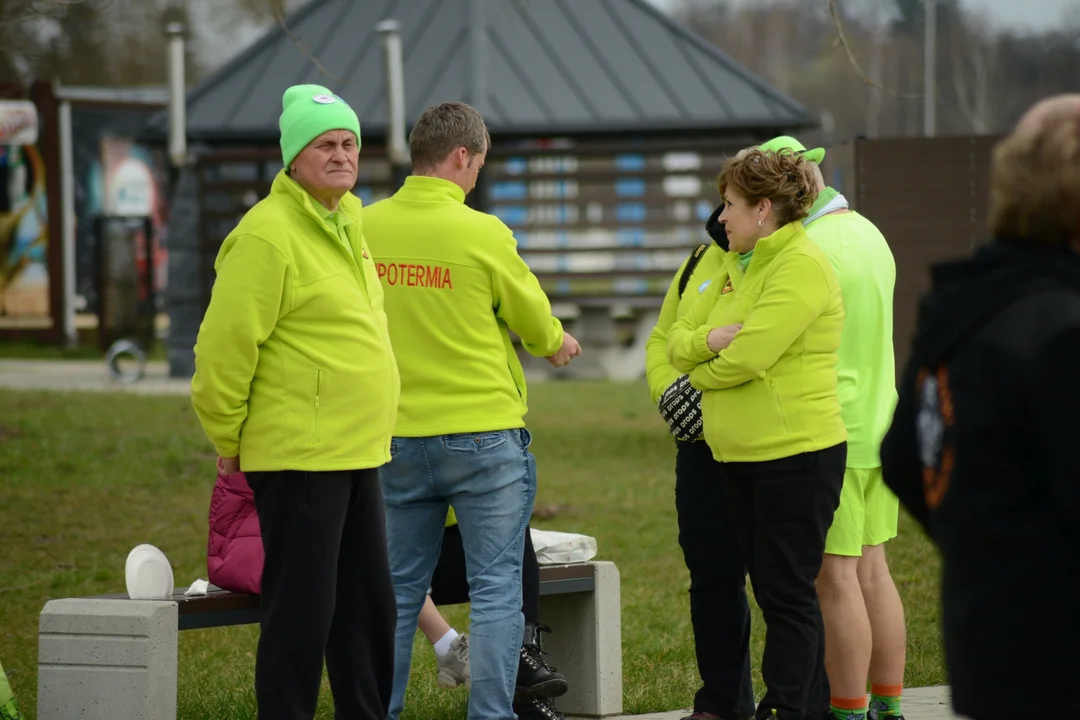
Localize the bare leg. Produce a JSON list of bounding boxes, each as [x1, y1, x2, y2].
[[858, 544, 906, 687], [816, 553, 872, 701], [417, 595, 452, 645], [420, 585, 469, 691]]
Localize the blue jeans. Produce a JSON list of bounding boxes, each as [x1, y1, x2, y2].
[[381, 428, 537, 720]]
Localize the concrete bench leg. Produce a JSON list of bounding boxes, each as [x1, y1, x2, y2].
[[567, 307, 618, 380], [539, 561, 622, 717], [598, 309, 659, 381], [38, 599, 178, 720]]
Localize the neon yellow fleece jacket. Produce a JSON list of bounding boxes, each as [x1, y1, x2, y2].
[[645, 242, 728, 405], [805, 210, 898, 467], [363, 175, 563, 436], [666, 221, 847, 463], [191, 171, 400, 472]]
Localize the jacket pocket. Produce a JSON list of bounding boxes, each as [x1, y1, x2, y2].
[[767, 373, 790, 436], [309, 369, 322, 444]]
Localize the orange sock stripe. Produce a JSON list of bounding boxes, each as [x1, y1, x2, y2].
[[870, 683, 903, 697], [830, 696, 868, 711]]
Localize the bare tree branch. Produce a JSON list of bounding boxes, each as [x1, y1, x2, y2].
[[827, 0, 921, 98], [270, 0, 337, 82], [864, 23, 886, 136], [950, 18, 995, 132]]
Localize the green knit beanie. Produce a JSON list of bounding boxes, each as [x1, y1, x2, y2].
[[278, 84, 362, 170]]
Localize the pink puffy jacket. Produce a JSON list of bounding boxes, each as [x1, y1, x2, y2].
[[207, 470, 263, 595]]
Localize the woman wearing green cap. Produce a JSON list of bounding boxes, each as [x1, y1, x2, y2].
[[667, 147, 846, 720], [191, 84, 399, 720]]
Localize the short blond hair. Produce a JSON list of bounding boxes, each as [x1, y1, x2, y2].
[[409, 102, 490, 172], [990, 114, 1080, 247]]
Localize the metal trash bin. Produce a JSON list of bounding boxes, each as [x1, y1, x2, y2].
[[93, 215, 156, 381]]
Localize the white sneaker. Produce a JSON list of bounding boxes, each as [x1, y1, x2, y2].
[[436, 633, 470, 688]]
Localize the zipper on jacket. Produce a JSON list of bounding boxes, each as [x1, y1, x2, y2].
[[768, 374, 790, 435], [311, 369, 322, 444]]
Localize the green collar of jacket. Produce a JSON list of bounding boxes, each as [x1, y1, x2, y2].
[[395, 174, 468, 204], [720, 222, 804, 282], [744, 221, 803, 266], [309, 188, 355, 257], [272, 171, 361, 240], [313, 196, 352, 231]]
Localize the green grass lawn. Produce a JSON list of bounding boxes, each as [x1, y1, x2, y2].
[[0, 383, 945, 719]]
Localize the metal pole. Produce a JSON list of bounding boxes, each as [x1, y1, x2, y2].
[[57, 91, 78, 346], [376, 19, 409, 189], [470, 0, 488, 114], [165, 22, 187, 168], [820, 109, 836, 149], [923, 0, 937, 137]]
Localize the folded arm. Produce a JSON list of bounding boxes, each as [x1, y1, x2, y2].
[[665, 272, 725, 374], [688, 258, 832, 391]]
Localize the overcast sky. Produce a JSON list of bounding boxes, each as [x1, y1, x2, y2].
[[646, 0, 1078, 33], [963, 0, 1077, 30]]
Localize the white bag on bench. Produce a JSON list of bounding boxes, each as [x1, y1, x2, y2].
[[530, 528, 597, 565]]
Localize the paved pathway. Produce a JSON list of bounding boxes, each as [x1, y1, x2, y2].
[[0, 359, 190, 395], [575, 686, 960, 719]]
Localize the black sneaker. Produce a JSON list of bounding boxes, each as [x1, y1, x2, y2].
[[515, 623, 569, 701], [514, 697, 566, 720]]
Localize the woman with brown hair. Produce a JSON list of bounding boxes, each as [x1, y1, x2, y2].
[[667, 147, 847, 720]]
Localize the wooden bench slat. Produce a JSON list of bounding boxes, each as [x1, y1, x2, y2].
[[180, 605, 260, 631], [536, 563, 595, 582]]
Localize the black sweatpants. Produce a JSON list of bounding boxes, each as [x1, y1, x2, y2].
[[246, 469, 396, 720], [430, 522, 541, 625], [675, 440, 756, 720], [723, 443, 846, 720]]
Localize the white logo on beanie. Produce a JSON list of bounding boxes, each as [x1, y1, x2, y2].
[[312, 94, 337, 104]]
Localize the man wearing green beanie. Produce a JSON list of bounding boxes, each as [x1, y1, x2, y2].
[[759, 136, 906, 720], [192, 83, 400, 720]]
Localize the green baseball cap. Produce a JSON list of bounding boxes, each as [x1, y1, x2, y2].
[[758, 135, 825, 165]]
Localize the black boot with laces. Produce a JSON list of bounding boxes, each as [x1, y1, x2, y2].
[[515, 623, 569, 702], [513, 697, 566, 720]]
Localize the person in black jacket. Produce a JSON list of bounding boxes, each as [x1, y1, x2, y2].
[[880, 93, 1080, 720]]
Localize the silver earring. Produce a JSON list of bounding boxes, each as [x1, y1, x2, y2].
[[757, 219, 763, 227]]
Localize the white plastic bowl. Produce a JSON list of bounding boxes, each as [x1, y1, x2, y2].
[[124, 544, 175, 599]]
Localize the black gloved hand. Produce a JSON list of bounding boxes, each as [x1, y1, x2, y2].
[[658, 374, 704, 442]]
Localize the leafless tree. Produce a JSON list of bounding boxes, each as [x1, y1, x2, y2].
[[948, 13, 998, 133]]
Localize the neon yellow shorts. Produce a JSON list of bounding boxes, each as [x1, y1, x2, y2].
[[824, 466, 899, 557]]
